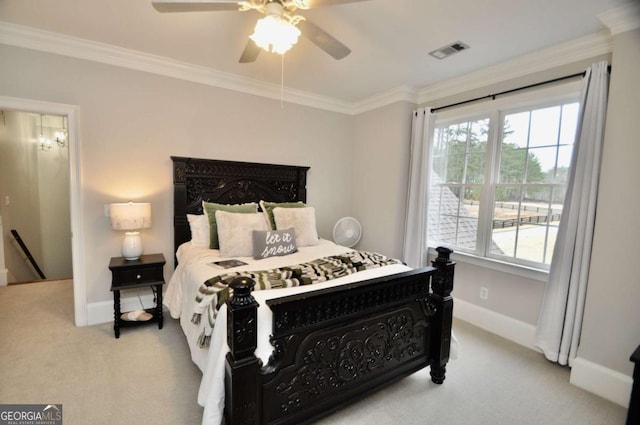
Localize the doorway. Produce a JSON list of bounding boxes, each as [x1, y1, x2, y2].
[[0, 96, 86, 326], [0, 111, 72, 283]]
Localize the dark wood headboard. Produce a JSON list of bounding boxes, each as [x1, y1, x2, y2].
[[171, 156, 310, 263]]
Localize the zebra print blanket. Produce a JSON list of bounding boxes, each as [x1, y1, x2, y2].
[[191, 251, 402, 348]]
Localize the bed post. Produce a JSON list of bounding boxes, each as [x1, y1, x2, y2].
[[225, 277, 261, 425], [171, 156, 189, 267], [429, 247, 455, 384]]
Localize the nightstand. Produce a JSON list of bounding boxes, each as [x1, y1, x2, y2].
[[108, 253, 166, 338]]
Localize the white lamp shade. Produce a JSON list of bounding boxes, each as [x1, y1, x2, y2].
[[110, 202, 152, 230], [110, 202, 151, 260]]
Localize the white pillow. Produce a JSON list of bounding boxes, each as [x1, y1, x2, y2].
[[215, 210, 267, 257], [187, 214, 209, 248], [272, 206, 320, 247], [202, 200, 258, 249]]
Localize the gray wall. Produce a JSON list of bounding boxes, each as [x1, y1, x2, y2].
[[35, 116, 72, 280], [0, 44, 354, 303], [351, 101, 413, 259], [578, 28, 640, 375]]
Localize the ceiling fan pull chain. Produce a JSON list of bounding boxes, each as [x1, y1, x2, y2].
[[281, 53, 285, 109]]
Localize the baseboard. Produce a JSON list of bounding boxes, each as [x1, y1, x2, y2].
[[570, 356, 633, 408], [453, 297, 539, 351], [0, 268, 7, 286], [453, 297, 633, 408], [87, 293, 157, 326]]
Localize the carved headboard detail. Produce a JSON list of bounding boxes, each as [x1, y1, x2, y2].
[[171, 156, 310, 263]]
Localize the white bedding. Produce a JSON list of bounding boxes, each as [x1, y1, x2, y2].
[[164, 239, 412, 425]]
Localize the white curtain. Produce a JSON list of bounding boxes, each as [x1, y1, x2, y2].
[[535, 61, 609, 366], [403, 107, 436, 268]]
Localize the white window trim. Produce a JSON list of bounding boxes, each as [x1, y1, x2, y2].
[[429, 80, 582, 275], [427, 246, 549, 282]]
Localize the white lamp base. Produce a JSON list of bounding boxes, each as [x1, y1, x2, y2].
[[122, 231, 143, 260]]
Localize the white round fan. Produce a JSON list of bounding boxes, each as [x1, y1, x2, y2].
[[332, 217, 362, 247]]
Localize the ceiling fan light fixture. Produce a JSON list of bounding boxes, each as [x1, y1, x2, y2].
[[250, 14, 301, 54], [152, 0, 361, 62]]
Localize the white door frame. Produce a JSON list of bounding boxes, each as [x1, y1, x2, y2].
[[0, 215, 6, 285], [0, 96, 87, 326]]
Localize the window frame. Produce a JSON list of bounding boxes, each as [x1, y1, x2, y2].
[[428, 81, 582, 275]]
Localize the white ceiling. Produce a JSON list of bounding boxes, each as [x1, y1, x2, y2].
[[0, 0, 635, 103]]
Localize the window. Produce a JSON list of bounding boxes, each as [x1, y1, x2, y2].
[[428, 85, 580, 270]]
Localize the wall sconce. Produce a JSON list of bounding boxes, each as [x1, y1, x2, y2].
[[109, 202, 152, 260], [37, 114, 67, 151], [54, 116, 67, 148], [38, 114, 52, 151]]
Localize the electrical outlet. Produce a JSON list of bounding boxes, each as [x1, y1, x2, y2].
[[480, 287, 489, 300]]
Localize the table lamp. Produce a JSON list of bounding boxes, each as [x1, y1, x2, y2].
[[110, 202, 151, 260]]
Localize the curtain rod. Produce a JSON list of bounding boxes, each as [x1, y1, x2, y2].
[[429, 67, 610, 113]]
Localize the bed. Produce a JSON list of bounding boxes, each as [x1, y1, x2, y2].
[[165, 156, 455, 425]]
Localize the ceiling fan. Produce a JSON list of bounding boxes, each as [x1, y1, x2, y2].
[[152, 0, 371, 63]]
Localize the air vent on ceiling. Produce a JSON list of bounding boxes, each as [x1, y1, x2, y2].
[[429, 41, 470, 60]]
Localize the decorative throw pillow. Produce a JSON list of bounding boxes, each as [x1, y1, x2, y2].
[[187, 214, 209, 248], [215, 211, 267, 257], [203, 201, 258, 249], [272, 206, 320, 247], [259, 200, 305, 230], [252, 228, 298, 260]]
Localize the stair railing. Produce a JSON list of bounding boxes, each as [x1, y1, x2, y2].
[[9, 229, 46, 279]]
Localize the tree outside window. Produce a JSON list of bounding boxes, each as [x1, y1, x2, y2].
[[428, 101, 579, 269]]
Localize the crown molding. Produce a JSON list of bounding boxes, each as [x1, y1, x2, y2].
[[0, 20, 618, 116], [416, 30, 612, 105], [351, 85, 418, 115], [598, 2, 640, 35], [0, 21, 353, 114]]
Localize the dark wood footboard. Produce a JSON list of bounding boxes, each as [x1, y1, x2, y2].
[[225, 247, 455, 425]]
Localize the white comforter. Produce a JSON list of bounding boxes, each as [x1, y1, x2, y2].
[[164, 240, 412, 425]]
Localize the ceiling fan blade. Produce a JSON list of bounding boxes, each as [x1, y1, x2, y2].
[[297, 20, 351, 60], [239, 39, 261, 63], [152, 0, 240, 13], [300, 0, 372, 8]]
